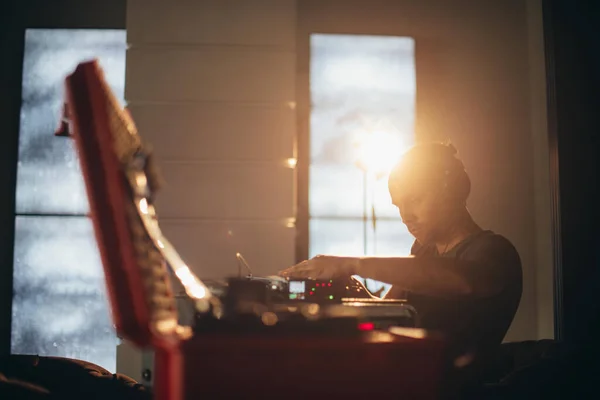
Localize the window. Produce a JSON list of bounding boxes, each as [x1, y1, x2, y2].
[[11, 29, 126, 372], [309, 34, 416, 295]]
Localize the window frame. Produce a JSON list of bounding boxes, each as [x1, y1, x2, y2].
[[295, 27, 417, 263], [0, 0, 126, 357]]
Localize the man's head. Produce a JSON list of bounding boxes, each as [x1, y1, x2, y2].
[[388, 142, 471, 244]]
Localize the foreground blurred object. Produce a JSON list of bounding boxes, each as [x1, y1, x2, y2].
[[0, 354, 150, 400], [60, 59, 451, 399]]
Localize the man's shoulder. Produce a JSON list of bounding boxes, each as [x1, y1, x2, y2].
[[463, 231, 519, 254], [459, 230, 522, 270]]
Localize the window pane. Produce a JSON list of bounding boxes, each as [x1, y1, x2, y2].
[[310, 34, 416, 165], [309, 164, 366, 218], [309, 33, 416, 259], [367, 219, 414, 257], [309, 218, 366, 258], [11, 216, 117, 371], [310, 217, 413, 256], [16, 29, 126, 215]]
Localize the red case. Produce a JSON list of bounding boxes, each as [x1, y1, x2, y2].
[[65, 61, 155, 347]]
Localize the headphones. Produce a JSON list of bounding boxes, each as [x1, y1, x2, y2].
[[389, 142, 471, 204], [438, 144, 470, 204]]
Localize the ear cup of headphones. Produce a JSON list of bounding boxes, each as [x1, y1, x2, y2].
[[445, 166, 470, 204], [439, 157, 470, 204]]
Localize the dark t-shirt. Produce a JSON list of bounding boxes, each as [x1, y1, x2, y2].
[[388, 230, 522, 354]]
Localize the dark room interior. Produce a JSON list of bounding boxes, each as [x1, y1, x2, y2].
[[1, 0, 599, 398]]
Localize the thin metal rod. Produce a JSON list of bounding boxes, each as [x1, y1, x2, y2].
[[363, 170, 368, 255]]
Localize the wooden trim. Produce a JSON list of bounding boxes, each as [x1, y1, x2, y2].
[[541, 0, 600, 343], [295, 18, 310, 264], [295, 2, 417, 263], [541, 0, 564, 342]]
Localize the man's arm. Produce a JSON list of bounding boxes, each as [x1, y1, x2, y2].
[[357, 257, 494, 298], [356, 237, 521, 298]]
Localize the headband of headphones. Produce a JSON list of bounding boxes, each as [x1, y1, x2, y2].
[[388, 142, 471, 203]]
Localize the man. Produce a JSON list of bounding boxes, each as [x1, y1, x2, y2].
[[280, 142, 522, 356]]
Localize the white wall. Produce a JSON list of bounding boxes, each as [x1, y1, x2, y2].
[[125, 0, 298, 279]]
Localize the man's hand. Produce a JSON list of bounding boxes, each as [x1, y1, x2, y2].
[[278, 255, 359, 279]]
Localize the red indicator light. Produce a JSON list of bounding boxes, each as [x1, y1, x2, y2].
[[328, 283, 332, 287], [316, 283, 320, 287], [357, 322, 375, 331], [309, 291, 314, 295]]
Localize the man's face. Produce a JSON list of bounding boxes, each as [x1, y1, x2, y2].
[[390, 184, 449, 245]]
